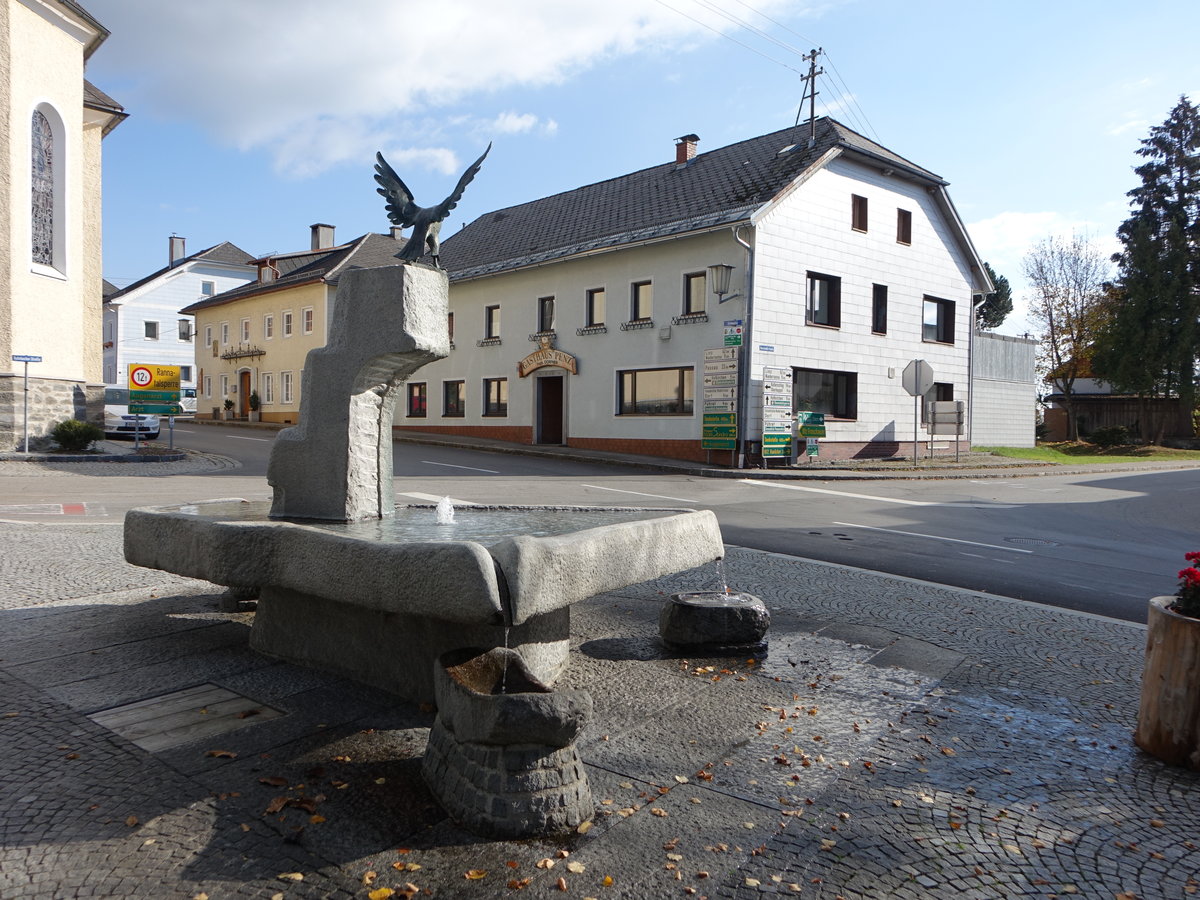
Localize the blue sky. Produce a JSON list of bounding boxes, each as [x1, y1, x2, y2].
[[86, 0, 1197, 336]]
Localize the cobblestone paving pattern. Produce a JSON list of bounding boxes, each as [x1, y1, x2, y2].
[[1, 527, 1198, 898]]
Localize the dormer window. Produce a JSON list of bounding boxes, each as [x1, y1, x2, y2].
[[258, 263, 278, 283]]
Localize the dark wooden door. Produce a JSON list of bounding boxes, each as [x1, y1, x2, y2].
[[537, 376, 564, 444]]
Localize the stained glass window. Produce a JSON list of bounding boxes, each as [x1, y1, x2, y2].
[[31, 110, 54, 266]]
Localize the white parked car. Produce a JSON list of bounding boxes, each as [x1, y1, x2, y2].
[[103, 388, 160, 439]]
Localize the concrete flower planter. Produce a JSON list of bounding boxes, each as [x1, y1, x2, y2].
[[1135, 596, 1200, 769]]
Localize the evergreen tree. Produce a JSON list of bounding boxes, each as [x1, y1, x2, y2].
[[975, 262, 1013, 330], [1096, 96, 1200, 415]]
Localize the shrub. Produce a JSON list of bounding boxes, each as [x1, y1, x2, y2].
[[1088, 425, 1132, 448], [249, 390, 261, 412], [223, 398, 234, 411], [50, 418, 105, 451]]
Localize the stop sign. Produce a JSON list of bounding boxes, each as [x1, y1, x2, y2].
[[902, 359, 934, 397]]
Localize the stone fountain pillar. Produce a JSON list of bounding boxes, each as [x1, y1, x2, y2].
[[268, 263, 449, 522]]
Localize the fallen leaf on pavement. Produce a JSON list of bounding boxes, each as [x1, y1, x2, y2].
[[276, 872, 303, 882], [464, 869, 487, 880], [205, 749, 237, 759]]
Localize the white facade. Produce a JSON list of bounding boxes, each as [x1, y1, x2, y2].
[[970, 332, 1037, 448], [102, 242, 254, 388], [404, 150, 987, 463]]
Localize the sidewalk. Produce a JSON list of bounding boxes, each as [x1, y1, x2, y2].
[[1, 481, 1197, 897]]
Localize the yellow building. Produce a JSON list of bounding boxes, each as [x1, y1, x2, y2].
[[183, 226, 406, 423], [0, 0, 125, 448]]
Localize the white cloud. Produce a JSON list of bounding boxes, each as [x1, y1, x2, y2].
[[1107, 117, 1148, 137], [88, 0, 800, 176]]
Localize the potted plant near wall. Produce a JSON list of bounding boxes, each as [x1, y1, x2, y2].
[[223, 398, 235, 421], [248, 390, 261, 423], [1135, 552, 1200, 768]]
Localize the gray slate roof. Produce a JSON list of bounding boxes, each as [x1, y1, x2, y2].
[[179, 233, 407, 314], [106, 241, 254, 304], [440, 117, 944, 281]]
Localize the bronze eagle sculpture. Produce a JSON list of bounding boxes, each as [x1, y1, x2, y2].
[[374, 143, 491, 267]]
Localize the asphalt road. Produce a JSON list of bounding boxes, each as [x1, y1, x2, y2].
[[51, 424, 1200, 623]]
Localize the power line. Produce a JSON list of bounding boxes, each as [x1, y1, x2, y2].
[[650, 0, 804, 75]]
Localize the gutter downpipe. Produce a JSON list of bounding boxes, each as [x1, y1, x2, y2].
[[732, 224, 755, 469]]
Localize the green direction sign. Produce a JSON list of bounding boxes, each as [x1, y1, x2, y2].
[[703, 413, 736, 425], [798, 424, 826, 437], [761, 434, 792, 457], [796, 411, 826, 438], [129, 390, 181, 403], [703, 438, 736, 450], [129, 403, 183, 415], [703, 425, 737, 439]]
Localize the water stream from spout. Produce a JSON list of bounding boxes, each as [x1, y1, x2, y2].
[[715, 558, 730, 594], [501, 627, 510, 695], [435, 495, 456, 525]]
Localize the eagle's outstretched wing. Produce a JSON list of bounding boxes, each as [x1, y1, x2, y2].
[[432, 143, 492, 220], [374, 153, 419, 227]]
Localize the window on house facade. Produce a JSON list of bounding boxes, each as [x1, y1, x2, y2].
[[793, 367, 857, 420], [683, 272, 706, 315], [852, 194, 868, 232], [448, 312, 455, 344], [485, 305, 501, 339], [921, 382, 954, 422], [178, 319, 192, 341], [144, 321, 159, 340], [630, 281, 653, 321], [201, 281, 215, 297], [264, 314, 274, 339], [922, 296, 955, 343], [204, 325, 213, 347], [220, 374, 229, 398], [806, 272, 841, 328], [617, 366, 694, 416], [537, 296, 555, 333], [180, 365, 192, 382], [483, 378, 508, 416], [282, 311, 294, 337], [262, 372, 274, 405], [443, 380, 465, 417], [302, 306, 314, 334], [407, 382, 427, 417], [240, 318, 250, 343], [281, 371, 294, 404], [204, 376, 212, 398], [221, 322, 230, 345], [897, 208, 912, 245], [586, 288, 606, 327], [31, 108, 58, 269], [872, 284, 888, 335]]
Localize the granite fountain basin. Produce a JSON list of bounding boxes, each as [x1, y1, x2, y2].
[[124, 499, 724, 701]]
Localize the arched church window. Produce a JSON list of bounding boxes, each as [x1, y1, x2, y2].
[[31, 109, 54, 266]]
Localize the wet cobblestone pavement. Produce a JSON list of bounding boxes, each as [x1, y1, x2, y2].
[[1, 523, 1196, 899]]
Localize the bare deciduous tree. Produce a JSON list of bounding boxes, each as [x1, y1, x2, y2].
[[1023, 233, 1111, 441]]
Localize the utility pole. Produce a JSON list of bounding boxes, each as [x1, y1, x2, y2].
[[795, 48, 824, 147]]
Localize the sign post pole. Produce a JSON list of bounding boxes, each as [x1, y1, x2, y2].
[[901, 359, 934, 469], [11, 355, 42, 453]]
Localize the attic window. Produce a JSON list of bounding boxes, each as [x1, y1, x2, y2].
[[851, 195, 868, 232]]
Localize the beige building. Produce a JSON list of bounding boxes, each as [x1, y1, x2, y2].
[[0, 0, 125, 448], [182, 226, 407, 422]]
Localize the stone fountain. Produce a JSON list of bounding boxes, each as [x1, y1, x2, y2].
[[123, 263, 724, 704]]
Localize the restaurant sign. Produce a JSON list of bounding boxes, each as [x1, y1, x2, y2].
[[517, 336, 578, 377]]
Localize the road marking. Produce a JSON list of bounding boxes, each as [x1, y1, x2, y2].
[[398, 492, 477, 506], [580, 484, 701, 504], [832, 521, 1033, 553], [0, 503, 104, 516], [229, 435, 270, 442], [741, 479, 938, 507], [421, 460, 500, 473]]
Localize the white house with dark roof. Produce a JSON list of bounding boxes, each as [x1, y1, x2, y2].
[[102, 237, 255, 389], [403, 117, 992, 465]]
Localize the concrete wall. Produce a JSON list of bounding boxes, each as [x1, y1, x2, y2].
[[971, 331, 1036, 447]]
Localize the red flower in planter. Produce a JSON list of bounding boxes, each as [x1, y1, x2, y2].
[[1175, 552, 1200, 618]]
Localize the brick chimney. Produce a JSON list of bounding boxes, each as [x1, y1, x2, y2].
[[674, 134, 699, 165], [310, 223, 335, 250], [168, 235, 186, 267]]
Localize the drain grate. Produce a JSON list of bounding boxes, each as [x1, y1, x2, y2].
[[1004, 537, 1060, 547], [89, 683, 283, 753]]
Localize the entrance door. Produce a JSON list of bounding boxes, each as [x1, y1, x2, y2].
[[239, 371, 251, 417], [536, 375, 564, 444]]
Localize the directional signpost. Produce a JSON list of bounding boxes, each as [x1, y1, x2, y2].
[[702, 348, 739, 451], [761, 366, 793, 460], [902, 359, 935, 465], [795, 411, 825, 462], [128, 364, 182, 449], [12, 354, 41, 453]]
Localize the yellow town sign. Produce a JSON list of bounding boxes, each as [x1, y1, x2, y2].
[[517, 336, 578, 378]]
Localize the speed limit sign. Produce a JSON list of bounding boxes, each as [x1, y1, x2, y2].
[[129, 365, 154, 388]]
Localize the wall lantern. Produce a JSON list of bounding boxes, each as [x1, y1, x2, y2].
[[707, 264, 738, 303]]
